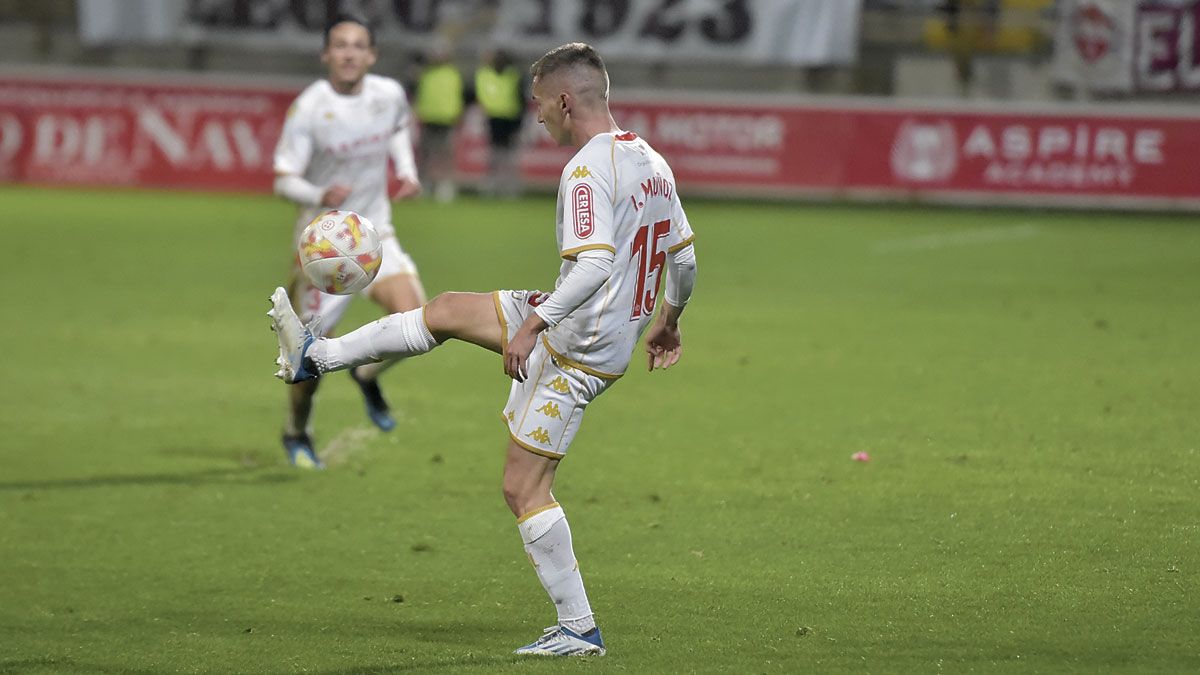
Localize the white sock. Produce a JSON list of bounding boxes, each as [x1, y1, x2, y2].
[[306, 307, 437, 373], [517, 503, 596, 634]]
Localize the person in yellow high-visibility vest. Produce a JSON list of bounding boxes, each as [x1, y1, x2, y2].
[[472, 49, 528, 198], [413, 43, 466, 202]]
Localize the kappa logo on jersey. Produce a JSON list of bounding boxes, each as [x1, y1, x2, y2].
[[572, 184, 594, 239], [536, 402, 563, 419], [569, 165, 592, 180], [547, 376, 570, 394], [526, 427, 552, 445]]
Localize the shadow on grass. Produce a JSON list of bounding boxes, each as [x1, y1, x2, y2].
[[0, 658, 160, 675], [307, 656, 522, 674], [0, 466, 296, 492]]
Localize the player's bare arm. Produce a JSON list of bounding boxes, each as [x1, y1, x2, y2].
[[646, 241, 696, 371], [645, 302, 684, 371], [389, 177, 421, 200], [504, 312, 548, 381], [322, 184, 352, 207], [504, 249, 616, 382], [387, 106, 420, 200]]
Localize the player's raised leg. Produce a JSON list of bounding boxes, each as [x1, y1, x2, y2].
[[505, 441, 604, 656], [268, 286, 503, 383]]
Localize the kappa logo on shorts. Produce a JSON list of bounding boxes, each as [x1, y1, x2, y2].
[[526, 427, 552, 445], [536, 402, 563, 419], [547, 376, 570, 394], [569, 165, 592, 180], [572, 184, 594, 239]]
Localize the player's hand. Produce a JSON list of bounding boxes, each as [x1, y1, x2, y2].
[[644, 319, 682, 371], [389, 176, 422, 201], [504, 326, 539, 382], [321, 184, 352, 207]]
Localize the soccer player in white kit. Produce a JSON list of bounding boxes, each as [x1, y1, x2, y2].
[[273, 14, 427, 469], [268, 43, 697, 656]]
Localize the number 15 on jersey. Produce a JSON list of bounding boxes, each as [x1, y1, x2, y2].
[[630, 219, 671, 320]]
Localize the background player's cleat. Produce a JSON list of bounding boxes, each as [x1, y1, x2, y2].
[[513, 625, 606, 657], [267, 287, 317, 383], [349, 367, 396, 431], [281, 433, 324, 470]]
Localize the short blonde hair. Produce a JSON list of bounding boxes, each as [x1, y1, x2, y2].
[[530, 43, 609, 100]]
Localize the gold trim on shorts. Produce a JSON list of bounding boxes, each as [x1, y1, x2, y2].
[[540, 336, 622, 380], [509, 430, 566, 460]]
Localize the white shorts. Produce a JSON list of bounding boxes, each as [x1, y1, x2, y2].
[[494, 290, 617, 459], [293, 235, 418, 335]]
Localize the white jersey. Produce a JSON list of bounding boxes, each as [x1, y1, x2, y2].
[[544, 131, 695, 379], [274, 74, 416, 241]]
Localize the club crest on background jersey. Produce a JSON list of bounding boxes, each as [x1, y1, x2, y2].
[[572, 184, 594, 238]]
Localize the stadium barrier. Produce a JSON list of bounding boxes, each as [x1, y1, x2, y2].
[[2, 69, 1198, 211]]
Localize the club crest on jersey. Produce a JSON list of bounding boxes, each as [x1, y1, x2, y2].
[[572, 184, 594, 239], [569, 165, 592, 180]]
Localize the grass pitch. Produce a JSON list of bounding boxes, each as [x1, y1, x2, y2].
[[1, 185, 1197, 673]]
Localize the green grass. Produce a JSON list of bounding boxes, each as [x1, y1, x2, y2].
[[1, 185, 1197, 673]]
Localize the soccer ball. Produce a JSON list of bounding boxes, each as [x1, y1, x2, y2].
[[298, 210, 383, 295]]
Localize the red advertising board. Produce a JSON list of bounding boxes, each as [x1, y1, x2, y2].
[[2, 70, 1198, 210], [457, 94, 1200, 210], [0, 71, 294, 191]]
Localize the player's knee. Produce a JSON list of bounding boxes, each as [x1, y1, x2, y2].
[[501, 485, 520, 516], [501, 475, 532, 516], [422, 292, 458, 339]]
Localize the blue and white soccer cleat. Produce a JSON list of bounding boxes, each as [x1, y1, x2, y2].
[[513, 625, 606, 657], [349, 367, 396, 432], [281, 433, 324, 470], [267, 287, 318, 383]]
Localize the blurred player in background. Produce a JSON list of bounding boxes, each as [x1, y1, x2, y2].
[[473, 48, 528, 198], [412, 41, 466, 203], [269, 42, 697, 655], [272, 13, 425, 469]]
